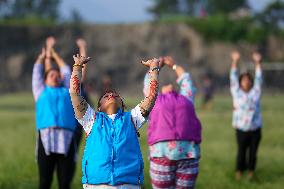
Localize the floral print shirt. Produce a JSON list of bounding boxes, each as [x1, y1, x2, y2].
[[230, 67, 262, 131]]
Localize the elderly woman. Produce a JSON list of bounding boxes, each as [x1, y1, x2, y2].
[[230, 51, 263, 180], [32, 37, 77, 189], [69, 54, 161, 189], [144, 56, 202, 189]]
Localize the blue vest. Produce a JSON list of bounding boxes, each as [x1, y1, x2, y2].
[[36, 86, 77, 131], [82, 109, 144, 185]]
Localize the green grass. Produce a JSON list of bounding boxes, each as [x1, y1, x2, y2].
[[0, 93, 284, 189]]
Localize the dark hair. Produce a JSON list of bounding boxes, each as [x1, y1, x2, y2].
[[97, 89, 125, 111], [239, 72, 253, 88], [44, 68, 60, 80]]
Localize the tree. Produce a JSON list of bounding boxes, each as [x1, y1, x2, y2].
[[0, 0, 60, 21], [256, 0, 284, 33], [206, 0, 248, 15], [148, 0, 179, 18], [148, 0, 248, 18]]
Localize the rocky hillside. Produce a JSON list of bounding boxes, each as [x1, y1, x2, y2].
[[0, 23, 283, 95]]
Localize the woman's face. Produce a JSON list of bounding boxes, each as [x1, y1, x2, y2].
[[45, 70, 61, 87], [240, 75, 252, 92], [99, 92, 123, 112]]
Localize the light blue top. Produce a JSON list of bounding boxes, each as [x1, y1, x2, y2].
[[230, 67, 262, 131]]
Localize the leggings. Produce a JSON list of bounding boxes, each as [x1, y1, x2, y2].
[[37, 135, 76, 189], [150, 157, 199, 189], [236, 128, 261, 172]]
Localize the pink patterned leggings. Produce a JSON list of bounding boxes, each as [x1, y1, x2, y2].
[[150, 157, 199, 189]]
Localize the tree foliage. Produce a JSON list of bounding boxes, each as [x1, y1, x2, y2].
[[0, 0, 60, 21], [149, 0, 248, 17], [206, 0, 247, 14], [256, 0, 284, 33]]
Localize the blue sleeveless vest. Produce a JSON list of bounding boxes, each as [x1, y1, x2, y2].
[[36, 86, 77, 131], [82, 109, 144, 185]]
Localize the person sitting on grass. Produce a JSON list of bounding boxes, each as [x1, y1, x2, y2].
[[230, 51, 263, 181], [32, 36, 77, 189], [144, 56, 201, 189], [69, 54, 161, 189]]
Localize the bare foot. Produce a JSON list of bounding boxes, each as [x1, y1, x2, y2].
[[235, 171, 242, 181], [248, 171, 254, 181]]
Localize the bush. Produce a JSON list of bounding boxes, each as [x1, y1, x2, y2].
[[0, 16, 56, 26], [158, 14, 278, 44]]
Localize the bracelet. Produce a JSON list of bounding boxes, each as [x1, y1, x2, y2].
[[149, 67, 160, 73], [73, 63, 84, 68], [172, 64, 177, 70]]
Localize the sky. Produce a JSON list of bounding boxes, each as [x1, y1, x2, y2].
[[59, 0, 274, 24]]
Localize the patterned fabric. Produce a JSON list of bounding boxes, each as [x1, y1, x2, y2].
[[144, 72, 196, 103], [39, 128, 74, 156], [176, 73, 196, 103], [149, 141, 200, 160], [230, 67, 262, 131], [150, 157, 199, 189], [32, 63, 74, 156], [78, 105, 146, 136], [144, 72, 200, 160], [83, 184, 140, 189]]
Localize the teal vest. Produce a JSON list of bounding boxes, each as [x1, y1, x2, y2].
[[82, 109, 144, 185], [36, 86, 77, 131]]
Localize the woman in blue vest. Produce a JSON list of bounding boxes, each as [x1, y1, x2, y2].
[[69, 54, 161, 189], [32, 37, 77, 189]]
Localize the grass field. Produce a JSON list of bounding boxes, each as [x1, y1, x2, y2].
[[0, 92, 284, 189]]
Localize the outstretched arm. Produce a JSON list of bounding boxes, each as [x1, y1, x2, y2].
[[69, 54, 92, 119], [76, 38, 88, 82], [163, 56, 196, 102], [251, 52, 262, 100], [32, 48, 46, 101], [45, 36, 56, 71], [230, 51, 240, 96], [139, 58, 160, 117], [50, 48, 71, 87]]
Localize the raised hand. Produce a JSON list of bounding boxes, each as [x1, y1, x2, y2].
[[76, 38, 87, 48], [39, 48, 46, 60], [73, 54, 91, 67], [231, 51, 240, 69], [141, 58, 160, 68], [46, 36, 56, 48], [36, 48, 46, 64], [231, 51, 240, 63], [162, 56, 176, 68], [252, 52, 262, 64]]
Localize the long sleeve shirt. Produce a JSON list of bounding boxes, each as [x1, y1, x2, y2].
[[230, 67, 262, 131], [32, 63, 74, 156], [144, 72, 200, 160]]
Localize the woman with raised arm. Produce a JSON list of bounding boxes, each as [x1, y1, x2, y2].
[[74, 38, 91, 148], [144, 56, 202, 189], [32, 37, 77, 189], [69, 55, 160, 189], [230, 51, 263, 180]]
